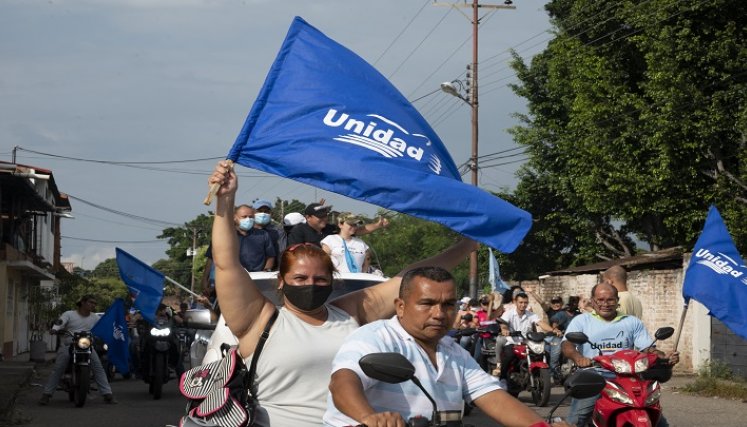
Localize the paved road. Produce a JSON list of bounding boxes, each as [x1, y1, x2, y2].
[[14, 372, 747, 426]]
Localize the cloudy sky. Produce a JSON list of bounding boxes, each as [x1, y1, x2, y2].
[[1, 0, 553, 268]]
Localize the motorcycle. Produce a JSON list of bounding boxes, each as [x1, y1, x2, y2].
[[141, 317, 177, 400], [357, 352, 607, 427], [503, 330, 553, 407], [565, 326, 675, 427], [58, 330, 94, 407]]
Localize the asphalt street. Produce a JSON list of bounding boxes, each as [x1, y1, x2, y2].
[[11, 367, 747, 427]]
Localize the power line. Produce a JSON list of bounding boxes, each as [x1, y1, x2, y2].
[[15, 147, 222, 165], [373, 0, 432, 66], [66, 194, 183, 228], [62, 235, 164, 244]]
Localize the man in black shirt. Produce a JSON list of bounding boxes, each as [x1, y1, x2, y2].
[[287, 203, 332, 246]]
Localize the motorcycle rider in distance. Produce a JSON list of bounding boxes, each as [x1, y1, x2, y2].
[[324, 266, 571, 427], [499, 292, 560, 382], [39, 295, 117, 405], [561, 282, 679, 426]]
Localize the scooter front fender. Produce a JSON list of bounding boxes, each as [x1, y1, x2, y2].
[[612, 408, 653, 427], [529, 361, 549, 371]]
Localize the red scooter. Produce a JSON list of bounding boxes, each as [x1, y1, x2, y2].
[[504, 330, 553, 407], [566, 327, 675, 427]]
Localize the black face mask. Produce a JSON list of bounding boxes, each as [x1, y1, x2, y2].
[[282, 284, 333, 311]]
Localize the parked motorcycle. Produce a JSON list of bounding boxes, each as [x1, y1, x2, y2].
[[357, 352, 606, 426], [565, 326, 675, 427], [503, 330, 553, 407], [141, 317, 176, 400], [58, 330, 94, 407]]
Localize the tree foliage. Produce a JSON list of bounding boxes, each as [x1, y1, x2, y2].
[[507, 0, 747, 271]]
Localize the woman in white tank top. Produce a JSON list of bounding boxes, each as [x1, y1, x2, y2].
[[208, 161, 478, 427]]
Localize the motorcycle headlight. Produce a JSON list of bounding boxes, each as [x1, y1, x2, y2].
[[603, 385, 634, 405], [634, 357, 649, 373], [612, 358, 633, 374], [645, 382, 661, 405], [103, 343, 109, 351], [150, 327, 171, 337], [528, 341, 545, 354], [77, 337, 92, 349]]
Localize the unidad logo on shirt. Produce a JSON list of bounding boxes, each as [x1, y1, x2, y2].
[[694, 248, 746, 283], [322, 108, 443, 175]]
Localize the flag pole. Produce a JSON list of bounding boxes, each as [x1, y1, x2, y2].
[[672, 303, 689, 352], [203, 160, 233, 205], [164, 275, 200, 298]]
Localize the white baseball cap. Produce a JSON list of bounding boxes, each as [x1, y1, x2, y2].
[[283, 212, 306, 226]]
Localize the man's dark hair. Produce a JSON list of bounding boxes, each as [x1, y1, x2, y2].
[[76, 294, 96, 307], [399, 266, 454, 299]]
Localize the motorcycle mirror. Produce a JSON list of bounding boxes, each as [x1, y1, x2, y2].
[[564, 369, 606, 399], [546, 369, 606, 422], [654, 327, 675, 341], [359, 353, 415, 384], [565, 332, 589, 345], [526, 331, 546, 342]]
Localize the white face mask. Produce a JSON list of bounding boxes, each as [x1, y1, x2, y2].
[[238, 217, 255, 231], [254, 212, 271, 225]]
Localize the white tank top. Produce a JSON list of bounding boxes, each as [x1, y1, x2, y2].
[[246, 304, 359, 427]]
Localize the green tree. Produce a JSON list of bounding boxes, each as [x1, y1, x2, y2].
[[361, 212, 472, 296], [508, 0, 747, 266], [158, 213, 213, 285]]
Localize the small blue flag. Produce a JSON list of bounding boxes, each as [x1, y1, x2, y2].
[[488, 248, 511, 294], [683, 206, 747, 340], [115, 248, 164, 324], [227, 17, 531, 253], [91, 298, 130, 375]]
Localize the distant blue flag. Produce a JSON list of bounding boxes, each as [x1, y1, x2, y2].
[[91, 298, 130, 375], [115, 248, 164, 324], [488, 248, 511, 294], [682, 206, 747, 340], [227, 17, 531, 253]]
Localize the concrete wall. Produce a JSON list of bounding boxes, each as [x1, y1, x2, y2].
[[511, 260, 710, 374]]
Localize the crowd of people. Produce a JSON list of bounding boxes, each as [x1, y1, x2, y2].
[[37, 160, 678, 427]]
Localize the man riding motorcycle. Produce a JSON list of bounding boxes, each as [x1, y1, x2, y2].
[[561, 282, 679, 426], [38, 295, 117, 405]]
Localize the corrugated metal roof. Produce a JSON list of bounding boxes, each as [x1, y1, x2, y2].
[[547, 247, 684, 275]]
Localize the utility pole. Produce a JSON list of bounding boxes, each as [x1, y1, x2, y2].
[[436, 1, 515, 300], [186, 228, 198, 300]]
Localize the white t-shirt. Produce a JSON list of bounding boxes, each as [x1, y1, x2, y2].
[[320, 235, 369, 273], [501, 309, 541, 345], [52, 310, 101, 345]]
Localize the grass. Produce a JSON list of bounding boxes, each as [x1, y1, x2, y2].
[[682, 360, 747, 400]]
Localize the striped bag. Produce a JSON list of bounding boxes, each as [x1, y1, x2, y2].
[[178, 309, 278, 427]]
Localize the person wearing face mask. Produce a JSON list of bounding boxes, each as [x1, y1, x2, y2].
[[204, 204, 276, 274], [252, 199, 287, 270], [208, 161, 479, 427]]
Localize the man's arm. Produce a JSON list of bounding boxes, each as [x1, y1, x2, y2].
[[561, 340, 592, 368], [329, 368, 404, 426], [333, 238, 478, 325]]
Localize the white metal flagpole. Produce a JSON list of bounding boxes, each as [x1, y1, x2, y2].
[[164, 275, 200, 298]]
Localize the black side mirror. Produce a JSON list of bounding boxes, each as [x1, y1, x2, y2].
[[564, 369, 606, 399], [565, 332, 589, 345], [359, 353, 415, 384], [526, 331, 546, 342], [654, 327, 675, 341]]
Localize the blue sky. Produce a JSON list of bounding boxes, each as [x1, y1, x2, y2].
[[1, 0, 552, 267]]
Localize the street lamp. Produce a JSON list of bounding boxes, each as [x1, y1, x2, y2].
[[441, 78, 480, 300]]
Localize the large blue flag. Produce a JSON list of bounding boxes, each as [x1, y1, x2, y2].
[[488, 248, 511, 294], [227, 17, 531, 253], [115, 248, 164, 324], [91, 298, 130, 375], [682, 206, 747, 340]]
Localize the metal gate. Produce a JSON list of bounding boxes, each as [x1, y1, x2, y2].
[[710, 317, 747, 379]]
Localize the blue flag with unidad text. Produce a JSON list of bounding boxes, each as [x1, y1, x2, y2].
[[227, 17, 531, 253], [91, 298, 130, 375], [682, 206, 747, 340], [115, 248, 164, 324]]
